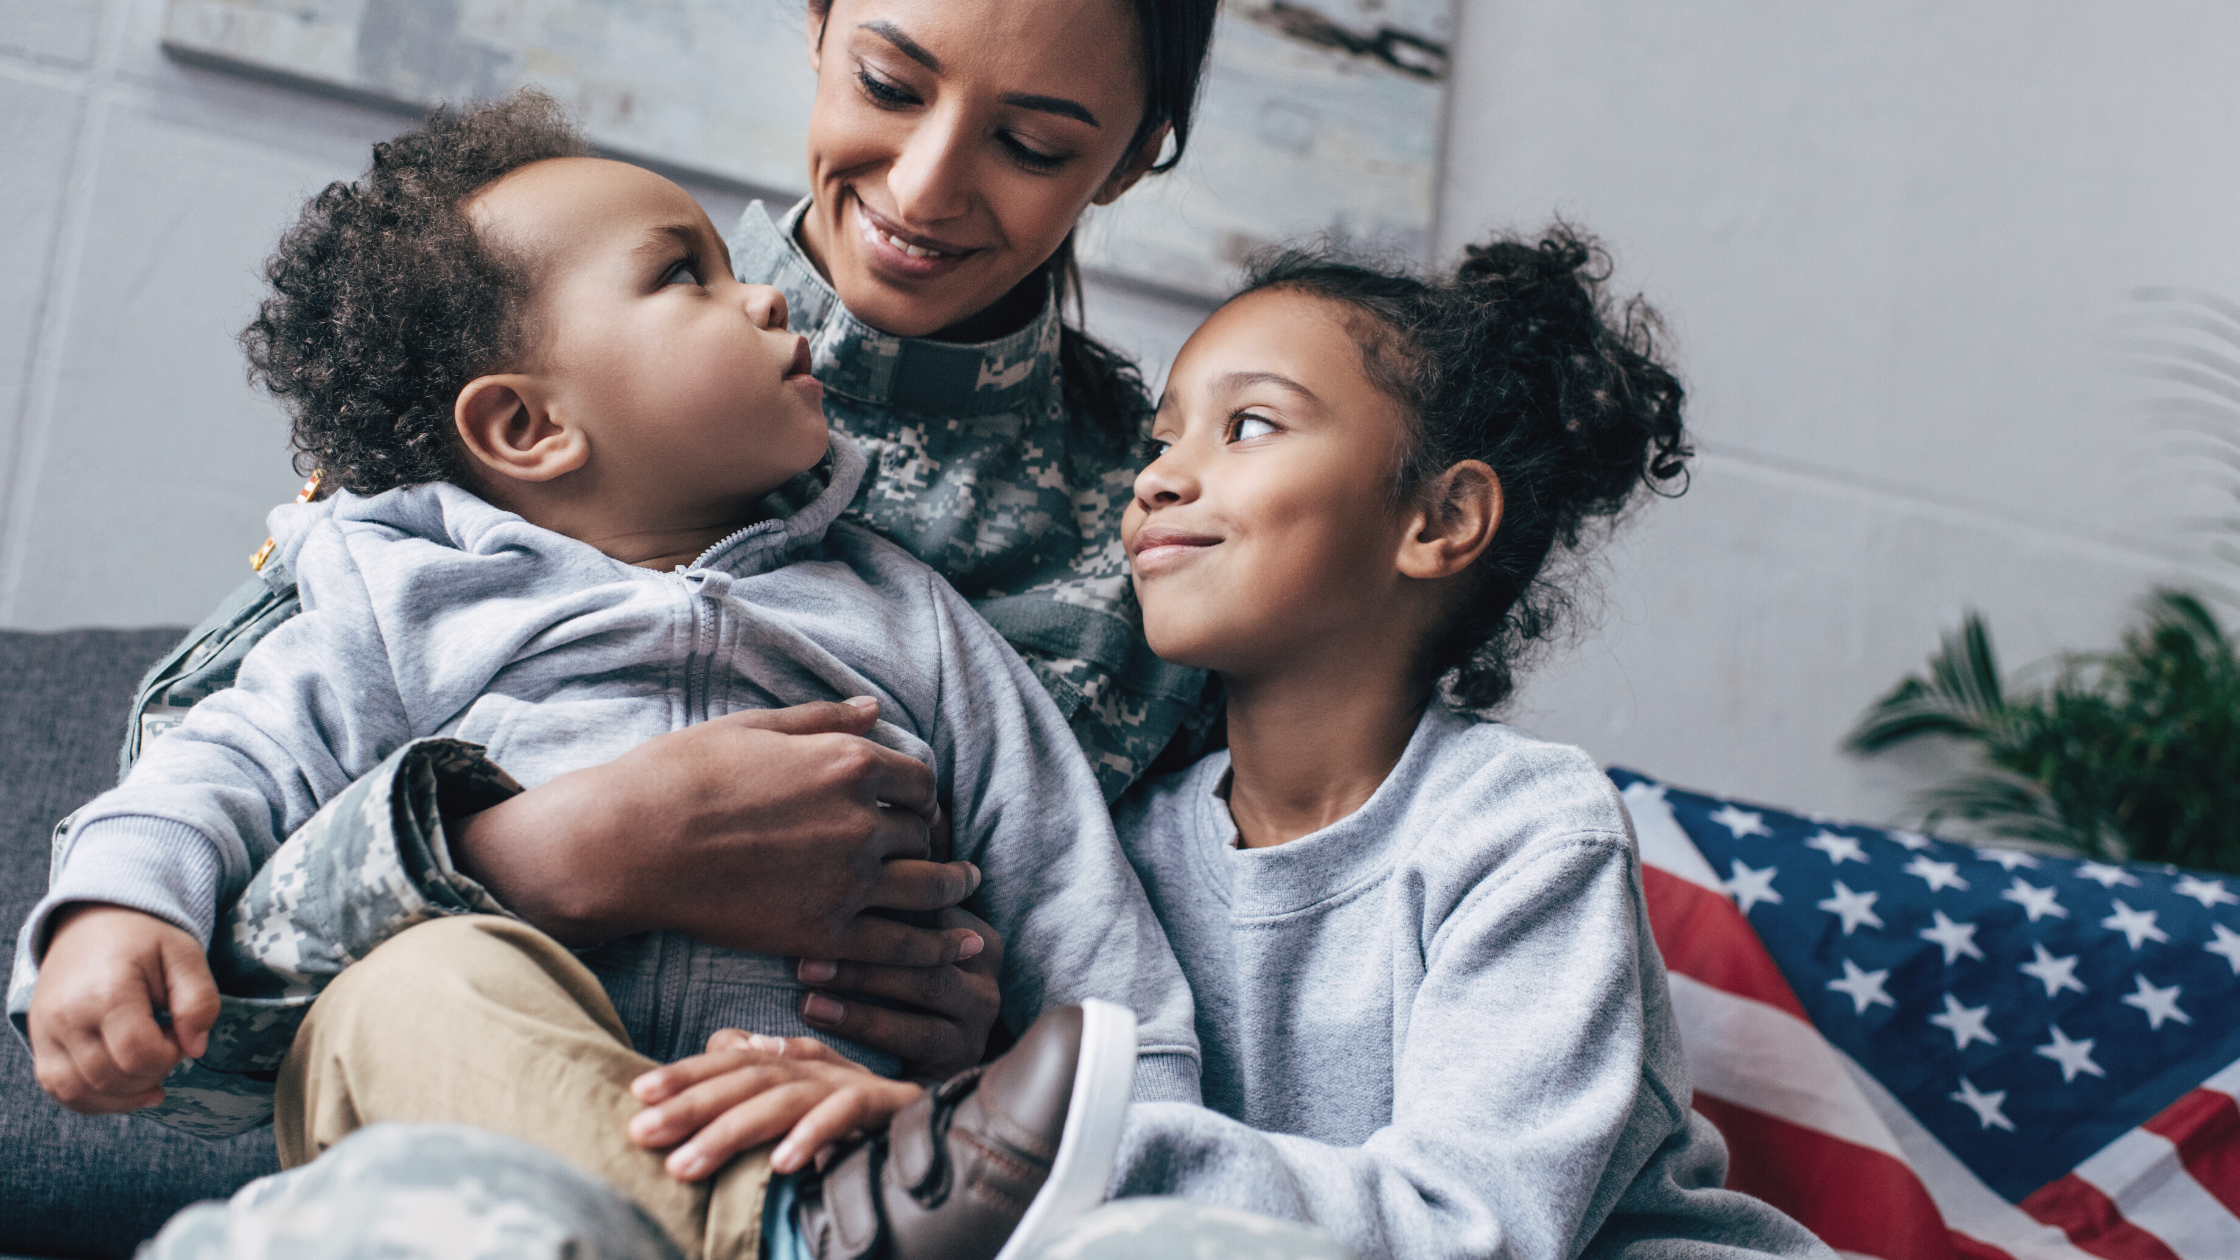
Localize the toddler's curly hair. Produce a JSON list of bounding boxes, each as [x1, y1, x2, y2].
[[241, 90, 588, 495], [1240, 226, 1691, 711]]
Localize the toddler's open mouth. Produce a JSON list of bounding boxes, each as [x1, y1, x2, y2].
[[786, 336, 814, 379]]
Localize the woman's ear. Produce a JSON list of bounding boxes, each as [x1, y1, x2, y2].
[[1396, 460, 1502, 581], [1092, 123, 1173, 207], [454, 375, 588, 485]]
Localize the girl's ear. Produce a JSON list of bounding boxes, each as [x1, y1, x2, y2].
[[454, 375, 588, 484], [1092, 123, 1172, 207], [1397, 460, 1502, 581]]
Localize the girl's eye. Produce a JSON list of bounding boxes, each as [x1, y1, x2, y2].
[[857, 67, 918, 109], [1231, 414, 1278, 442], [662, 260, 701, 287]]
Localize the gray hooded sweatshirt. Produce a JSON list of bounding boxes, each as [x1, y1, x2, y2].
[[31, 439, 1199, 1091]]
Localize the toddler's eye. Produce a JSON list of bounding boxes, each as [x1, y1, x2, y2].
[[1137, 436, 1172, 463], [1231, 414, 1277, 442], [662, 261, 701, 287]]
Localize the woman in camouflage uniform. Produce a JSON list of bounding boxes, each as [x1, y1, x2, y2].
[[49, 0, 1221, 1132]]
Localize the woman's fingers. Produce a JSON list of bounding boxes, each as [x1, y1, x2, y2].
[[866, 859, 980, 914], [826, 911, 983, 968]]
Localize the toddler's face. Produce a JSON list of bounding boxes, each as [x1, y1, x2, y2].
[[470, 158, 832, 512], [1124, 289, 1420, 678]]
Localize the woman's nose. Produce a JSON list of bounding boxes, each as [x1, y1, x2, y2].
[[739, 284, 790, 331], [885, 109, 971, 224]]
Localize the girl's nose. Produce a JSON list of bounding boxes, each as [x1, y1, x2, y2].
[[739, 284, 791, 331], [885, 110, 972, 225], [1133, 443, 1198, 508]]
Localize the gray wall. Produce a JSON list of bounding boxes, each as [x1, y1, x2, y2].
[[5, 0, 2238, 821]]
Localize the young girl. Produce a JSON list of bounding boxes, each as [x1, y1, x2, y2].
[[1097, 232, 1832, 1259]]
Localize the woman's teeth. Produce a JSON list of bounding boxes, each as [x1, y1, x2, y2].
[[858, 209, 952, 260]]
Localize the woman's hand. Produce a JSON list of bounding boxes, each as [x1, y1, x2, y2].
[[797, 906, 1007, 1081], [627, 1032, 923, 1179], [450, 698, 983, 966]]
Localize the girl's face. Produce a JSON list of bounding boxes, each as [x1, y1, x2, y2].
[[799, 0, 1160, 340], [1124, 289, 1431, 680]]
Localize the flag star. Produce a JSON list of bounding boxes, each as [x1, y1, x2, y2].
[[1818, 881, 1886, 934], [1885, 829, 1933, 851], [2175, 875, 2240, 909], [2034, 1025, 2106, 1083], [1710, 805, 1772, 839], [2000, 877, 2068, 922], [1977, 847, 2040, 870], [1624, 781, 1669, 805], [2020, 942, 2088, 998], [1804, 831, 1868, 865], [1920, 910, 1985, 964], [1951, 1076, 2016, 1132], [2100, 900, 2169, 950], [1723, 860, 1784, 914], [2075, 862, 2139, 889], [1905, 856, 1970, 893], [2121, 974, 2192, 1030], [1827, 958, 1897, 1015], [2209, 924, 2240, 975], [1928, 993, 1998, 1050]]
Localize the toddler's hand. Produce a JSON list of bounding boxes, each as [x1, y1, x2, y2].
[[28, 903, 218, 1113], [628, 1031, 922, 1181]]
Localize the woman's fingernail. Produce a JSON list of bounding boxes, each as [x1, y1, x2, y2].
[[803, 993, 846, 1024], [956, 931, 984, 960], [749, 1033, 786, 1053], [844, 696, 877, 710], [798, 958, 838, 984]]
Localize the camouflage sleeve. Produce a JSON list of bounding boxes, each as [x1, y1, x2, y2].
[[6, 738, 524, 1138]]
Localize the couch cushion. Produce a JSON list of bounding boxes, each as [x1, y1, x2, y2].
[[0, 628, 281, 1260]]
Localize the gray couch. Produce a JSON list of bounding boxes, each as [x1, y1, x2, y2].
[[0, 629, 279, 1259]]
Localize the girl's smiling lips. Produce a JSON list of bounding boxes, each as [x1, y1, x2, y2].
[[1130, 525, 1220, 573], [853, 197, 980, 281]]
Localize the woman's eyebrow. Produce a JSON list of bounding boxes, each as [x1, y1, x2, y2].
[[1000, 92, 1098, 127], [862, 20, 939, 71]]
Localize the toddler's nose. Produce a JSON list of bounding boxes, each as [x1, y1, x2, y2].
[[740, 284, 790, 332]]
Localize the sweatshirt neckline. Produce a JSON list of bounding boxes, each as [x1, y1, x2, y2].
[[1189, 704, 1476, 918], [728, 198, 1064, 418]]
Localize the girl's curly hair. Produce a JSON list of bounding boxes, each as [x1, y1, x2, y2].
[[1240, 225, 1691, 711], [241, 90, 588, 494]]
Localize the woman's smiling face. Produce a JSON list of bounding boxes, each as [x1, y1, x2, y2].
[[1124, 289, 1428, 679], [799, 0, 1158, 340]]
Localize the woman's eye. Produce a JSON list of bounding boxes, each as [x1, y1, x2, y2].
[[662, 261, 701, 287], [1002, 134, 1067, 174], [857, 67, 917, 108], [1232, 414, 1277, 442]]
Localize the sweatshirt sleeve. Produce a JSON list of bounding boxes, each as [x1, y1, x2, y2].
[[923, 574, 1201, 1102], [1111, 832, 1828, 1260]]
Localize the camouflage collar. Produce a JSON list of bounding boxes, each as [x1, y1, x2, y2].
[[729, 199, 1064, 418]]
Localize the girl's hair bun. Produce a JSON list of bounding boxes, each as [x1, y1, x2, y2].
[[1237, 222, 1691, 711]]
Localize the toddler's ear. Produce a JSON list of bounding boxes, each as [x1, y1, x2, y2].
[[1396, 460, 1501, 581], [455, 375, 588, 484]]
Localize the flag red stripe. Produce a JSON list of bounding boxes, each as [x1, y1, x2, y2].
[[2139, 1088, 2240, 1219], [2020, 1175, 2184, 1260], [1692, 1092, 1956, 1260], [1640, 864, 1810, 1021]]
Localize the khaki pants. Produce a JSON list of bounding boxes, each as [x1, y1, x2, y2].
[[276, 915, 772, 1260]]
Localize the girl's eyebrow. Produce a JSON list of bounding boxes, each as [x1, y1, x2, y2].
[[1217, 370, 1318, 402]]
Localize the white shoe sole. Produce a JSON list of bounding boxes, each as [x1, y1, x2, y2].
[[992, 999, 1139, 1260]]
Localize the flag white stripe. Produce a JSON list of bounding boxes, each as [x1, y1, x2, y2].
[[2198, 1057, 2240, 1099], [2071, 1126, 2240, 1260], [1668, 974, 1903, 1158], [1623, 783, 1724, 891]]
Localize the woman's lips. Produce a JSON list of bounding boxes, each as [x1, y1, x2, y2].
[[853, 199, 977, 281], [1130, 527, 1220, 573]]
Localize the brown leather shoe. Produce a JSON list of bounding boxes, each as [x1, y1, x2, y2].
[[793, 1000, 1138, 1260]]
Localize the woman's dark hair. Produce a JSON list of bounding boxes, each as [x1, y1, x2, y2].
[[242, 90, 588, 494], [1239, 226, 1692, 711], [810, 0, 1220, 446]]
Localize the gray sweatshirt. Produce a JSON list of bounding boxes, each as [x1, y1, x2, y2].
[[30, 438, 1198, 1092], [1108, 705, 1831, 1260]]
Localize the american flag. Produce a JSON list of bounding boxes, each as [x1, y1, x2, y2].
[[1608, 769, 2240, 1260]]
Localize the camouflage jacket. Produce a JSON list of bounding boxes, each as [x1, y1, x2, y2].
[[5, 198, 1207, 1136]]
